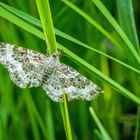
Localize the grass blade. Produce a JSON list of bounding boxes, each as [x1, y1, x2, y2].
[[45, 100, 55, 140], [91, 0, 140, 64], [23, 91, 47, 138], [60, 103, 67, 138], [61, 0, 122, 50], [63, 95, 73, 140], [116, 0, 139, 52], [116, 0, 140, 139], [35, 1, 72, 139], [35, 1, 57, 139], [89, 107, 112, 140], [24, 91, 40, 140], [134, 105, 140, 140], [35, 0, 57, 54]]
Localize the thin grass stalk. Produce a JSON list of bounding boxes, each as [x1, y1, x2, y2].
[[116, 0, 139, 51], [89, 107, 112, 140], [35, 0, 57, 54], [45, 100, 55, 140], [24, 91, 40, 140], [60, 103, 68, 138], [26, 92, 47, 138], [61, 0, 122, 50], [91, 0, 140, 65], [115, 1, 140, 139], [134, 105, 140, 140], [101, 47, 112, 102], [35, 1, 56, 140], [63, 95, 73, 140], [35, 1, 72, 139]]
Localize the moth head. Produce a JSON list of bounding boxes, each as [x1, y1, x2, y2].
[[45, 51, 61, 68], [52, 51, 61, 59]]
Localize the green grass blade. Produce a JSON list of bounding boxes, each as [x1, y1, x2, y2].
[[60, 103, 67, 138], [45, 100, 55, 140], [35, 1, 57, 139], [0, 73, 26, 140], [116, 0, 140, 139], [61, 0, 122, 50], [116, 0, 139, 52], [134, 105, 140, 140], [0, 2, 41, 27], [62, 98, 73, 140], [35, 0, 57, 54], [63, 95, 73, 140], [91, 0, 140, 64], [94, 129, 103, 140], [35, 1, 72, 140], [24, 91, 40, 140], [0, 2, 139, 75], [0, 6, 44, 39], [23, 91, 47, 138], [89, 107, 112, 140]]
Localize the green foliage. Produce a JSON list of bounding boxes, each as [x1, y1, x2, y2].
[[0, 0, 140, 139]]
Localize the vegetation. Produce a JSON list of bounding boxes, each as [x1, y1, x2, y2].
[[0, 0, 140, 139]]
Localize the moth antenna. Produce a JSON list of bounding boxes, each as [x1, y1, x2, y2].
[[62, 53, 70, 58]]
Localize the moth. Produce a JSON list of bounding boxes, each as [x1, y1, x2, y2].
[[0, 42, 103, 102]]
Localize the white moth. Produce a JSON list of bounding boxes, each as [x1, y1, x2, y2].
[[0, 42, 103, 102]]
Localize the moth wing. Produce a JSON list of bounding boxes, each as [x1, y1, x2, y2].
[[0, 42, 47, 88], [42, 62, 102, 102]]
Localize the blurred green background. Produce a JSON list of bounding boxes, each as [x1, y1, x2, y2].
[[0, 0, 140, 140]]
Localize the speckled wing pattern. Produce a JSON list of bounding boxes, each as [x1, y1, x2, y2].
[[0, 42, 47, 88], [0, 42, 103, 102]]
